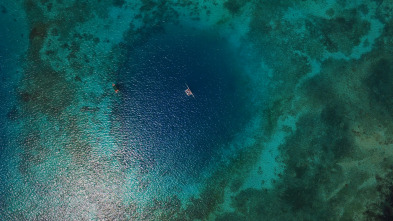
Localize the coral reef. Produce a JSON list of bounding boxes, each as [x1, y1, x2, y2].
[[2, 0, 393, 220]]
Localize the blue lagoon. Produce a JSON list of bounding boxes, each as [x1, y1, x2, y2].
[[1, 0, 393, 220]]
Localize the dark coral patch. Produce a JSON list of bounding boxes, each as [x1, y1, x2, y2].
[[320, 103, 348, 130], [140, 0, 158, 11], [281, 185, 317, 211], [216, 212, 247, 221], [301, 73, 336, 104], [183, 182, 227, 220], [224, 0, 247, 15], [318, 10, 370, 54], [366, 174, 393, 220], [29, 23, 49, 40], [1, 5, 7, 14], [74, 76, 82, 82], [20, 91, 33, 102], [22, 62, 75, 116], [113, 0, 125, 7], [366, 58, 393, 115], [6, 106, 19, 121]]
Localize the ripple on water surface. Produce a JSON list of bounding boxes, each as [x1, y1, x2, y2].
[[116, 25, 253, 188]]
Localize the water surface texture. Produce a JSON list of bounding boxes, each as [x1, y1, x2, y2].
[[1, 0, 393, 220], [117, 27, 251, 181]]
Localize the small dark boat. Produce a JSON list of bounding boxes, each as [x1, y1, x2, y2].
[[185, 84, 195, 98], [112, 84, 119, 93]]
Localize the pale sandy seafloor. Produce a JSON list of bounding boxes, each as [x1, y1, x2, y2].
[[1, 0, 393, 220]]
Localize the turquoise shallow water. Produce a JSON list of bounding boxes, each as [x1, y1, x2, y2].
[[1, 0, 393, 220]]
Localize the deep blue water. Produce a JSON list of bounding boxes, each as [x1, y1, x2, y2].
[[116, 26, 251, 182]]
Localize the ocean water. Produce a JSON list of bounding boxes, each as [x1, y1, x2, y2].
[[116, 25, 251, 182], [1, 0, 393, 220]]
